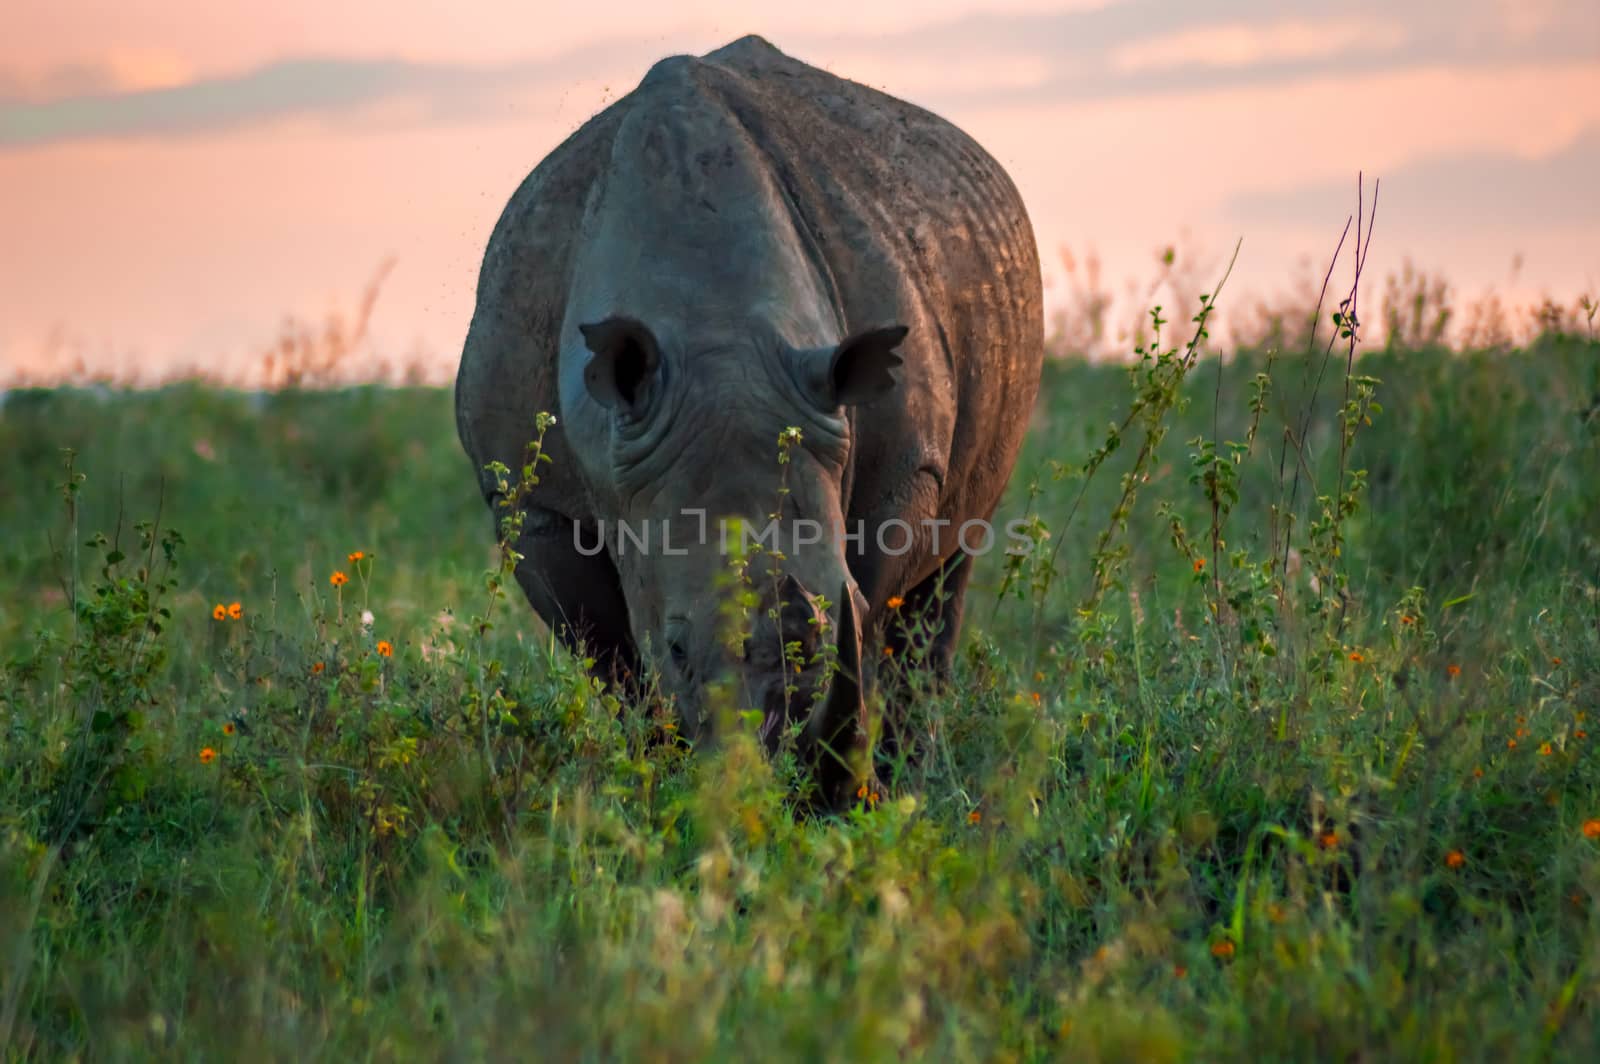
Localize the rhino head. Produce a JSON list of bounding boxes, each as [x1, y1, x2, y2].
[[575, 312, 906, 791]]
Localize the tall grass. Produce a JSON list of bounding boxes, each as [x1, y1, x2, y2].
[[2, 309, 1599, 1057]]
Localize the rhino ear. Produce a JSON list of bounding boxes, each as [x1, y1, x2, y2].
[[580, 316, 661, 413], [795, 324, 908, 410]]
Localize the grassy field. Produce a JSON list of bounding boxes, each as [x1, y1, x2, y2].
[[3, 328, 1599, 1060]]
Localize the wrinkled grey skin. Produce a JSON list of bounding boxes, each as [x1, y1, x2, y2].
[[456, 35, 1042, 802]]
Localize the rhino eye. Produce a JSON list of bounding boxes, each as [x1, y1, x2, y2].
[[668, 639, 689, 671]]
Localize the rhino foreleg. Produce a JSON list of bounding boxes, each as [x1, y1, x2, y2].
[[874, 549, 974, 773]]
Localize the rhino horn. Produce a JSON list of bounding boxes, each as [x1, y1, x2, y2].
[[807, 581, 867, 808]]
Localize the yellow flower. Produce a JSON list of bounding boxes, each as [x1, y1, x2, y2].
[[212, 604, 227, 621], [886, 595, 904, 609], [1445, 849, 1465, 869], [377, 640, 393, 658], [222, 722, 236, 736], [199, 747, 217, 764], [227, 601, 243, 620], [330, 571, 349, 587], [348, 550, 365, 564]]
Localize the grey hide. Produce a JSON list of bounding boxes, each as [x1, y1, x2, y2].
[[455, 35, 1043, 803]]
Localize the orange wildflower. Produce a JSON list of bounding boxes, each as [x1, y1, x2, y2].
[[883, 645, 894, 657], [1349, 651, 1364, 663], [1210, 940, 1235, 959], [1540, 742, 1553, 756], [1319, 830, 1339, 850], [1193, 557, 1205, 572], [348, 550, 365, 564], [1472, 766, 1484, 779], [1173, 964, 1187, 979], [212, 604, 227, 621], [1446, 664, 1461, 678], [1576, 730, 1588, 740], [222, 722, 236, 736], [857, 784, 868, 799], [311, 662, 325, 674], [886, 595, 904, 609], [330, 570, 349, 587], [967, 810, 982, 825], [1584, 819, 1600, 840], [377, 640, 394, 658], [1507, 738, 1518, 750], [1032, 691, 1042, 704], [227, 601, 243, 620], [1400, 614, 1416, 626], [199, 747, 217, 764], [1445, 849, 1465, 869], [1552, 657, 1562, 665]]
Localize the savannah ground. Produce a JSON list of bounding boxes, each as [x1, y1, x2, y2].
[[2, 310, 1599, 1059]]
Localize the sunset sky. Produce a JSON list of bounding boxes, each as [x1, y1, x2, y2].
[[2, 0, 1597, 382]]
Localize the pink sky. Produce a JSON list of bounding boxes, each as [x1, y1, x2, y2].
[[2, 1, 1597, 383]]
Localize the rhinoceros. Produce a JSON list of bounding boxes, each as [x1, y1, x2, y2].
[[455, 34, 1042, 803]]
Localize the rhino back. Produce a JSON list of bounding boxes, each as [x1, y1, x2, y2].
[[696, 37, 1044, 538]]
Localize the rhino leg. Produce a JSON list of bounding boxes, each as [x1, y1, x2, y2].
[[511, 509, 639, 686], [876, 550, 974, 770], [886, 550, 974, 675]]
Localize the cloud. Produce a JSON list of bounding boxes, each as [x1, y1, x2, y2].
[[0, 41, 665, 149], [1229, 125, 1600, 231], [2, 0, 1596, 149], [1107, 20, 1408, 75]]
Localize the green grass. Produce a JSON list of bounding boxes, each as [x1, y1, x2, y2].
[[2, 334, 1599, 1060]]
